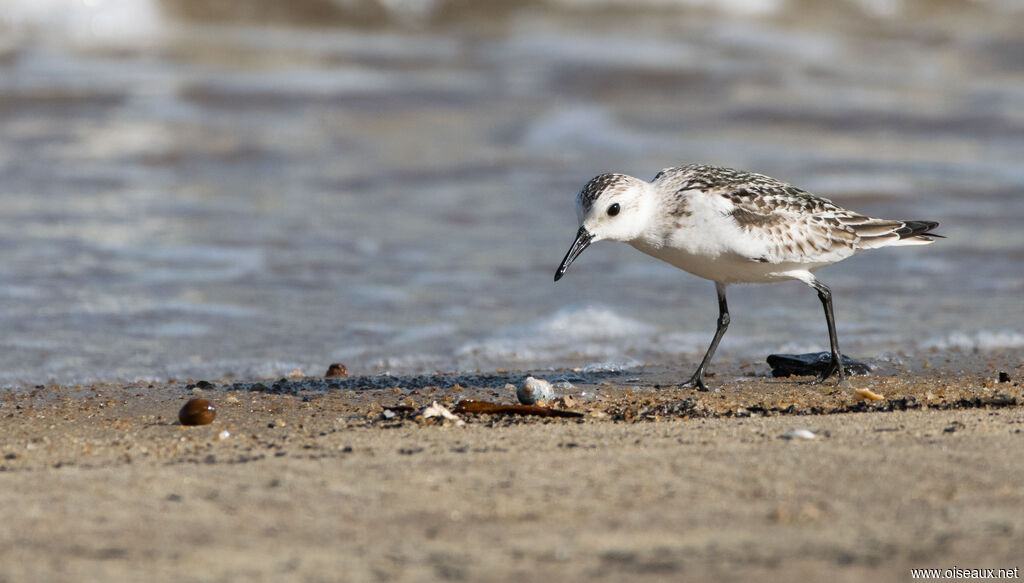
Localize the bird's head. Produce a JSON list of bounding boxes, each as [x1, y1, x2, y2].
[[554, 172, 653, 281]]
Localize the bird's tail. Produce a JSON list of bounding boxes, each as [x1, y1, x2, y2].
[[848, 218, 942, 248], [892, 220, 942, 245]]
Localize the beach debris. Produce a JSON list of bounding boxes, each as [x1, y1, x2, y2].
[[779, 429, 816, 440], [454, 400, 583, 418], [383, 405, 415, 414], [216, 430, 231, 440], [421, 402, 465, 426], [767, 352, 870, 378], [517, 376, 556, 405], [178, 398, 216, 426], [553, 395, 579, 409], [975, 394, 1017, 407], [325, 363, 349, 378], [855, 388, 885, 401], [998, 371, 1011, 383], [188, 380, 216, 393]]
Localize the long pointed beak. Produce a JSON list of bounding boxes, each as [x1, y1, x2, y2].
[[554, 226, 594, 282]]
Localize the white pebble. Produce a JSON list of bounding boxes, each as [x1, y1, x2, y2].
[[780, 429, 816, 440], [517, 376, 555, 405]]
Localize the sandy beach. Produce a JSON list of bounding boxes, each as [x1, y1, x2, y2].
[[2, 350, 1022, 582], [2, 2, 1022, 582]]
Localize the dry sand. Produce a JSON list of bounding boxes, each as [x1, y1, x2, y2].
[[2, 350, 1023, 582]]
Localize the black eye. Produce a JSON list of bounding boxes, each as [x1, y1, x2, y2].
[[607, 203, 620, 216]]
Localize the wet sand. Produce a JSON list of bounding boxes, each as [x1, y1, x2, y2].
[[2, 350, 1023, 582]]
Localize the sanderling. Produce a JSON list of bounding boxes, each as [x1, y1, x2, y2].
[[554, 164, 941, 390]]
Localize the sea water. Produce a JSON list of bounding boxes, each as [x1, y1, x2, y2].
[[0, 0, 1022, 386]]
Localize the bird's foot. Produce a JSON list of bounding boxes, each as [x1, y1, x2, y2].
[[813, 361, 849, 387], [812, 364, 837, 383], [680, 376, 710, 392]]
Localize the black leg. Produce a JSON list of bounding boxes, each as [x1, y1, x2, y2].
[[810, 279, 846, 384], [684, 282, 730, 391]]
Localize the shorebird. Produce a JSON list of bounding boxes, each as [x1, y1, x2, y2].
[[554, 164, 940, 390]]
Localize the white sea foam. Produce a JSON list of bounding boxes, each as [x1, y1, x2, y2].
[[535, 305, 657, 339], [0, 0, 163, 43], [579, 359, 644, 373], [454, 304, 657, 366], [921, 331, 1024, 352]]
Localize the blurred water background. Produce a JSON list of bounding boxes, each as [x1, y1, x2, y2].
[[0, 0, 1022, 386]]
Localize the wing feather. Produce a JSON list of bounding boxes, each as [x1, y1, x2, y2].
[[657, 164, 941, 264]]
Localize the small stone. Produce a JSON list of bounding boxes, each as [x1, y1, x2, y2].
[[178, 398, 216, 426], [998, 371, 1011, 383], [325, 363, 349, 378], [780, 429, 816, 440], [517, 377, 555, 405]]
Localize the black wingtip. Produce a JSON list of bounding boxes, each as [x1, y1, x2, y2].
[[897, 220, 942, 239]]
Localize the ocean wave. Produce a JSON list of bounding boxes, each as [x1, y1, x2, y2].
[[453, 304, 657, 363], [4, 0, 1019, 39], [0, 0, 162, 42], [921, 330, 1024, 351]]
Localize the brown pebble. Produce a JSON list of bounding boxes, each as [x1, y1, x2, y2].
[[325, 363, 348, 378], [179, 398, 216, 426]]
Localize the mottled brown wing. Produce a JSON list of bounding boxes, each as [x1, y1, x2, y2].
[[718, 184, 868, 263]]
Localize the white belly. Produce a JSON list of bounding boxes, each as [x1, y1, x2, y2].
[[629, 239, 823, 284]]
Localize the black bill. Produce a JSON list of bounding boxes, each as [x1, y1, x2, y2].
[[554, 226, 594, 282]]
